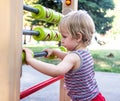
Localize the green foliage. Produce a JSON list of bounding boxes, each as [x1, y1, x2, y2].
[[78, 0, 115, 34], [36, 0, 62, 12], [23, 0, 115, 34]]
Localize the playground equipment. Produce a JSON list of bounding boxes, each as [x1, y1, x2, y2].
[[0, 0, 78, 101], [0, 0, 22, 101], [22, 51, 47, 63], [24, 4, 63, 24], [23, 27, 62, 41], [20, 75, 64, 99], [22, 46, 67, 63]]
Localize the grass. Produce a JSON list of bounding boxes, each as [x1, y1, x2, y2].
[[24, 45, 120, 73], [91, 50, 120, 73]]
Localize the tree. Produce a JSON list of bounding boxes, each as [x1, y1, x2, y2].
[[23, 0, 115, 34], [78, 0, 115, 34], [36, 0, 62, 12], [110, 0, 120, 34]]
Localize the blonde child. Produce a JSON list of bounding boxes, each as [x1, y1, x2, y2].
[[23, 10, 105, 101]]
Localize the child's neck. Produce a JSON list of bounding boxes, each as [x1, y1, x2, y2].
[[75, 43, 87, 50], [77, 47, 87, 50]]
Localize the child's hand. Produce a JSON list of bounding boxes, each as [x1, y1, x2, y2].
[[43, 48, 54, 58], [23, 48, 34, 64]]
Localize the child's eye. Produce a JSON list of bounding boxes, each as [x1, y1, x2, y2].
[[62, 36, 67, 38]]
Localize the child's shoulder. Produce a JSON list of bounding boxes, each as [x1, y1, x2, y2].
[[72, 49, 90, 54]]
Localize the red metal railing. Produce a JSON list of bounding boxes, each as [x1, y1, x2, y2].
[[20, 75, 64, 99]]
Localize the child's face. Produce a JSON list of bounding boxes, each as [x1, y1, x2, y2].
[[60, 30, 78, 51]]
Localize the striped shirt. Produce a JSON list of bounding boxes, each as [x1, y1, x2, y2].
[[64, 50, 99, 101]]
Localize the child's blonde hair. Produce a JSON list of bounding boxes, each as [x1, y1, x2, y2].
[[58, 10, 95, 46]]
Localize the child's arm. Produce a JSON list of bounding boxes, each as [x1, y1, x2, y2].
[[23, 48, 80, 77]]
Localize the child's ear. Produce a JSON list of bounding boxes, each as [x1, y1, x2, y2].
[[76, 32, 82, 42]]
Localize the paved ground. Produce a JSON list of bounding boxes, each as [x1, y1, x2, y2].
[[20, 65, 120, 101]]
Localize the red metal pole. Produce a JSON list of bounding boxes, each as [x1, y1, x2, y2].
[[20, 75, 64, 99]]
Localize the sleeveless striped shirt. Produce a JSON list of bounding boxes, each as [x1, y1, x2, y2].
[[64, 50, 99, 101]]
